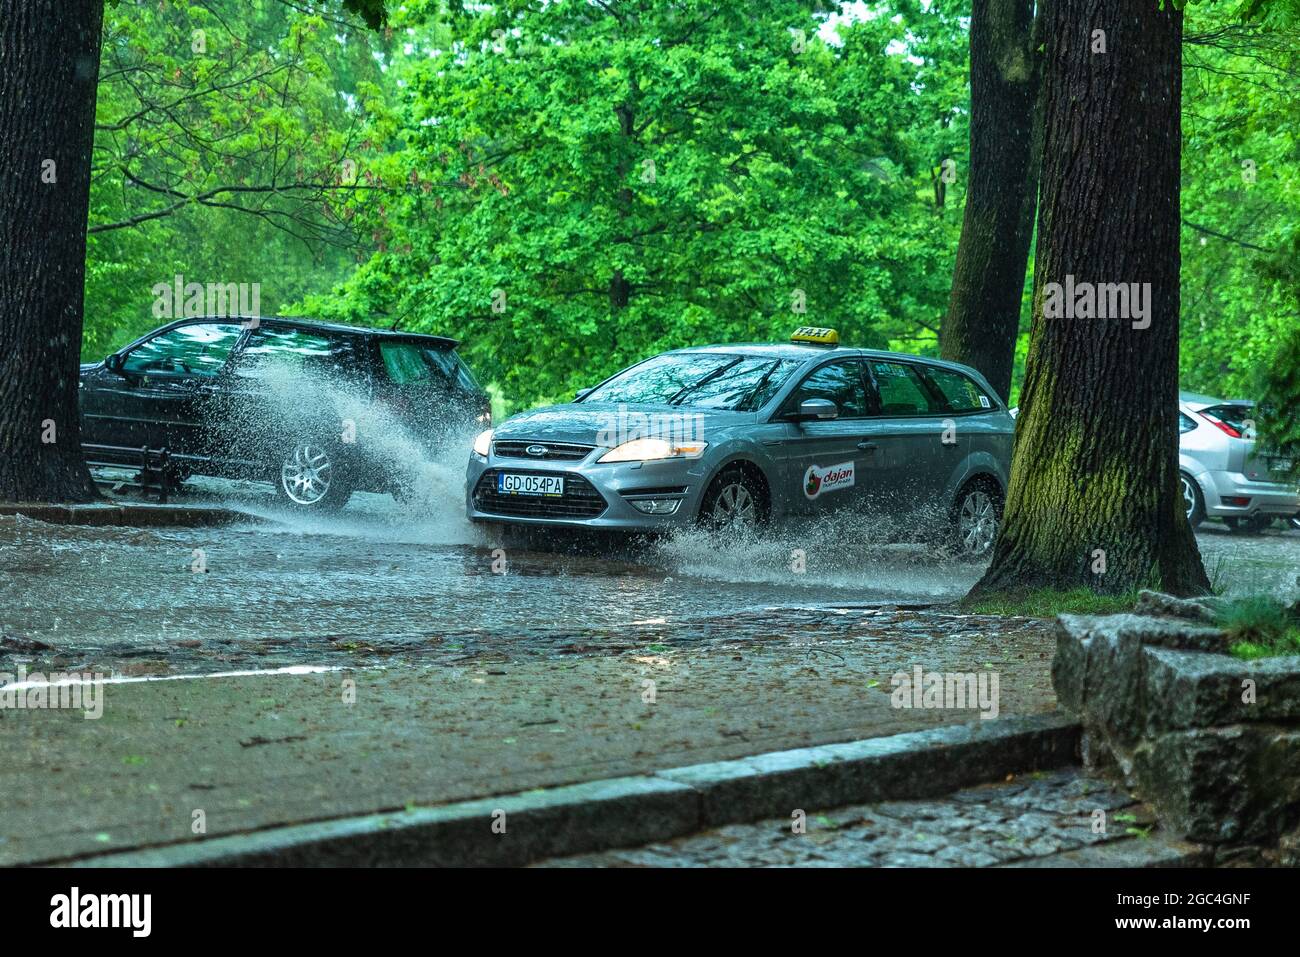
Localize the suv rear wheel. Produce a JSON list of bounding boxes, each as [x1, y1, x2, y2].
[[276, 440, 352, 511]]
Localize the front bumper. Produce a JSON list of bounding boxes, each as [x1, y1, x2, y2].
[[465, 450, 712, 530], [1201, 470, 1300, 518]]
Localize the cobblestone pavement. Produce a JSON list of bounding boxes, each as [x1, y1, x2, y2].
[[539, 768, 1158, 867]]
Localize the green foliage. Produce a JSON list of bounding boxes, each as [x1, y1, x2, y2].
[[1252, 323, 1300, 478], [80, 0, 1300, 425], [1177, 2, 1300, 402], [84, 0, 391, 358], [301, 0, 970, 408]]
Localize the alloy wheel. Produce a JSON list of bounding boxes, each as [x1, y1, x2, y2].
[[958, 489, 997, 556], [281, 442, 333, 506], [1180, 475, 1197, 520], [710, 481, 757, 529]]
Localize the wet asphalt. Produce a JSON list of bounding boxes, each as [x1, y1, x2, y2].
[[0, 475, 1296, 674]]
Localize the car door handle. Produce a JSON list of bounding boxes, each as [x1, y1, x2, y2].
[[856, 440, 879, 451]]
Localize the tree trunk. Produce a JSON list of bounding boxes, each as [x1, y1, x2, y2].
[[969, 0, 1211, 598], [0, 0, 104, 502], [939, 0, 1042, 403]]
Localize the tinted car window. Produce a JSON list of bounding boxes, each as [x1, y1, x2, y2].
[[870, 360, 942, 415], [1179, 412, 1198, 434], [234, 327, 350, 379], [787, 360, 868, 418], [381, 342, 481, 391], [121, 322, 244, 376], [923, 366, 991, 413]]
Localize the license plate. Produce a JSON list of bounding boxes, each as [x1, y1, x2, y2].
[[497, 473, 564, 496], [1270, 458, 1293, 472]]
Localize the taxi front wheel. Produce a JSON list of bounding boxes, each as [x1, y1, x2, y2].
[[699, 466, 766, 531]]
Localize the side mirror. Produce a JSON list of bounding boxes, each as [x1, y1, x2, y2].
[[104, 353, 125, 375], [574, 388, 593, 401], [792, 398, 838, 421]]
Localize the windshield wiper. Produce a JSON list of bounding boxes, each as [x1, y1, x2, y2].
[[739, 360, 781, 412], [667, 358, 742, 406]]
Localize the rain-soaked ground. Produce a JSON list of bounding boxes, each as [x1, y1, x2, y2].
[[1, 465, 1296, 676]]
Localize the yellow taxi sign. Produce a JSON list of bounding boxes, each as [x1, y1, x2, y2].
[[790, 326, 839, 346]]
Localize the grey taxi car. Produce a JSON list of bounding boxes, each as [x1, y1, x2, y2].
[[466, 329, 1014, 557]]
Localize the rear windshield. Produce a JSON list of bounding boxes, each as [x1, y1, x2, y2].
[[381, 341, 480, 391], [582, 353, 800, 411], [1200, 403, 1254, 435]]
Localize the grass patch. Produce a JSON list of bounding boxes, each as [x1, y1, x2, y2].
[[964, 587, 1141, 619], [1214, 596, 1300, 659]]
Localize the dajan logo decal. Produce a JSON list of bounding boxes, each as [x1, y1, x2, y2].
[[803, 461, 855, 499]]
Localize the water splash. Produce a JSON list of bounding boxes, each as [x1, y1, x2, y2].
[[650, 503, 984, 597], [205, 363, 483, 546]]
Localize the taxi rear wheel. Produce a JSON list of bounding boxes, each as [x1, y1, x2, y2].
[[699, 466, 766, 532], [951, 479, 1002, 560]]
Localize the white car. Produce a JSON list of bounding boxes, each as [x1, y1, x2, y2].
[[1178, 392, 1299, 532], [1010, 395, 1300, 532]]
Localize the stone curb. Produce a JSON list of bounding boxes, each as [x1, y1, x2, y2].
[[54, 714, 1080, 868], [0, 503, 257, 527]]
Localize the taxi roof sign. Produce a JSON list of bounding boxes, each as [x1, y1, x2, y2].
[[791, 326, 839, 346]]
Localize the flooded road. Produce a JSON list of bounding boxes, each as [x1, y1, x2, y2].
[[0, 476, 1296, 674]]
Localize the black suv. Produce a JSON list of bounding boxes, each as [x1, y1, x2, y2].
[[79, 316, 490, 510]]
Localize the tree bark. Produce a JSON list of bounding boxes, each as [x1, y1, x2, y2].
[[939, 0, 1042, 402], [0, 0, 104, 502], [969, 0, 1211, 598]]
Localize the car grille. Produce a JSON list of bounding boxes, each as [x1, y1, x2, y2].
[[492, 440, 593, 462], [473, 469, 608, 519]]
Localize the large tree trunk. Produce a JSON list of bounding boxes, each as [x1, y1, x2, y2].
[[969, 0, 1211, 598], [939, 0, 1042, 403], [0, 0, 103, 502]]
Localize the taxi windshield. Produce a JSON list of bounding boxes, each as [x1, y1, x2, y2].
[[582, 353, 800, 411]]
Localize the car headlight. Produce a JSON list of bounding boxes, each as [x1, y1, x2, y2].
[[597, 438, 708, 463], [473, 429, 493, 457]]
